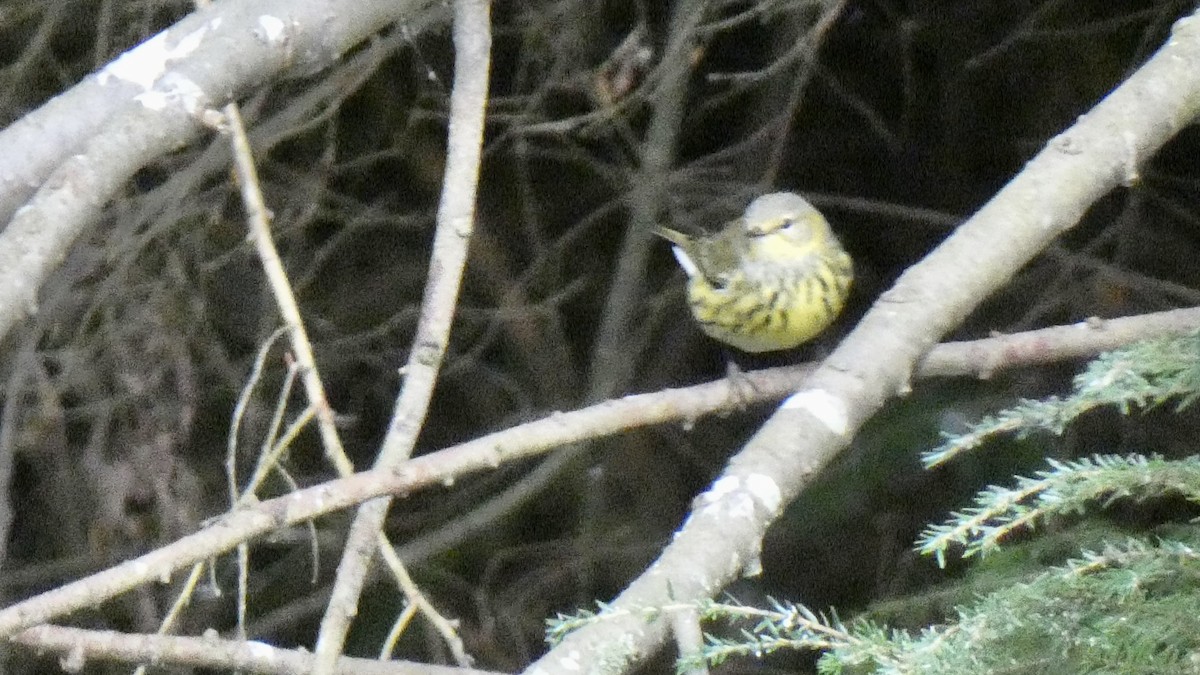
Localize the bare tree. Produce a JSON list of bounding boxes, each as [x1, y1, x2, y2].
[[0, 1, 1197, 673]]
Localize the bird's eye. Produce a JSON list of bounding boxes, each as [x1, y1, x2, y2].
[[747, 216, 793, 237]]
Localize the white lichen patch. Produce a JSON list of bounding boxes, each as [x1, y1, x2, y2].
[[244, 641, 277, 662], [134, 71, 206, 113], [744, 473, 781, 515], [557, 650, 583, 671], [696, 476, 758, 520], [99, 22, 211, 90], [256, 15, 287, 45], [782, 389, 849, 436], [702, 475, 740, 503]]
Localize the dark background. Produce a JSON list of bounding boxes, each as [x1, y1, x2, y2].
[[1, 0, 1199, 672]]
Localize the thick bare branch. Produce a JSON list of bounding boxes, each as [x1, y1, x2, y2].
[[1, 305, 1198, 640], [0, 0, 437, 345], [526, 10, 1200, 673]]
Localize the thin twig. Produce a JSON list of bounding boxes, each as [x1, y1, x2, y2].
[[12, 624, 505, 675], [2, 307, 1200, 640], [762, 0, 848, 187], [311, 0, 492, 671], [220, 94, 471, 663], [128, 563, 206, 675], [586, 0, 708, 399]]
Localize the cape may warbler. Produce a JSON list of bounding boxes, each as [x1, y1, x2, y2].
[[657, 192, 853, 353]]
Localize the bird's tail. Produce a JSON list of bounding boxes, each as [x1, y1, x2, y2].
[[652, 226, 692, 247]]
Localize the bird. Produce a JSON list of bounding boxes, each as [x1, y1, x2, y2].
[[656, 192, 853, 353]]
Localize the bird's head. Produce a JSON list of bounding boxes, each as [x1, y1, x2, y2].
[[741, 192, 831, 260]]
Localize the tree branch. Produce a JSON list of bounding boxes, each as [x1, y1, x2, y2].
[[526, 10, 1200, 673], [0, 0, 437, 345], [1, 305, 1198, 639], [311, 0, 491, 671], [11, 624, 502, 675]]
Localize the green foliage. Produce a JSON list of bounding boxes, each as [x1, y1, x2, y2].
[[925, 331, 1200, 467], [917, 454, 1200, 567], [548, 333, 1200, 673], [545, 601, 619, 646], [680, 601, 850, 670], [656, 536, 1200, 674]]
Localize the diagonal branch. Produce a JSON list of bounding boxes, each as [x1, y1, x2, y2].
[[2, 306, 1199, 640], [0, 0, 437, 347], [586, 0, 708, 399], [310, 0, 492, 671], [526, 10, 1200, 674]]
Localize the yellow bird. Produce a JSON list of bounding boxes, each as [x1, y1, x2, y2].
[[656, 192, 853, 353]]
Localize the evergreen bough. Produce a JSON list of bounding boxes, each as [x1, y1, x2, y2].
[[547, 331, 1200, 673]]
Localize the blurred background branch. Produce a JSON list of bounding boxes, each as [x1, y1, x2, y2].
[[0, 0, 1199, 673]]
